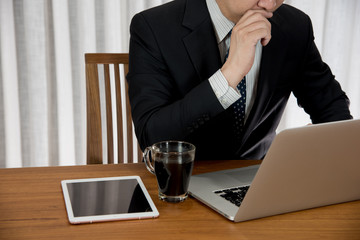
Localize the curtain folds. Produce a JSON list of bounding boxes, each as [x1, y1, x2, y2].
[[0, 0, 358, 167]]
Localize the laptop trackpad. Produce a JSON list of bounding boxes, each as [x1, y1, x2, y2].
[[220, 165, 260, 186], [190, 164, 260, 191]]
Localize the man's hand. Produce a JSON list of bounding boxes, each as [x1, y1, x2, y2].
[[221, 10, 273, 89]]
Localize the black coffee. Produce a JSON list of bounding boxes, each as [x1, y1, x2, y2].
[[154, 159, 194, 197]]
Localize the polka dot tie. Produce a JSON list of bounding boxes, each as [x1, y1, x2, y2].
[[233, 78, 246, 139]]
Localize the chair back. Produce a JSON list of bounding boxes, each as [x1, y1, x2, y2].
[[85, 53, 142, 164]]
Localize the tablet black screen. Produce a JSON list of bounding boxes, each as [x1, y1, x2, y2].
[[66, 179, 152, 217]]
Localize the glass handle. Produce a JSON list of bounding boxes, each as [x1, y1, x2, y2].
[[143, 147, 155, 175]]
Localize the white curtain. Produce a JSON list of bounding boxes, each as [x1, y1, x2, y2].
[[0, 0, 359, 168]]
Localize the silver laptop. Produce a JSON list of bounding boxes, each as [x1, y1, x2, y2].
[[188, 119, 360, 222]]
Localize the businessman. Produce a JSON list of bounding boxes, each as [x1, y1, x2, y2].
[[127, 0, 352, 160]]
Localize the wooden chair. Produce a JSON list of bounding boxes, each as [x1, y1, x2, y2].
[[85, 53, 142, 164]]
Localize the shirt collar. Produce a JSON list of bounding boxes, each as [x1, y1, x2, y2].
[[206, 0, 234, 43]]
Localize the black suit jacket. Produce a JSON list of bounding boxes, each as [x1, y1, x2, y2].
[[127, 0, 352, 160]]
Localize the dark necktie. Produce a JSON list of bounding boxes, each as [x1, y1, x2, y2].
[[224, 32, 246, 139], [233, 77, 246, 138]]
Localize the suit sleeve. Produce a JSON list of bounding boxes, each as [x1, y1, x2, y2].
[[292, 15, 352, 124], [127, 13, 224, 150]]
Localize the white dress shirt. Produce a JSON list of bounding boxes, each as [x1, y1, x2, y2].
[[206, 0, 262, 122]]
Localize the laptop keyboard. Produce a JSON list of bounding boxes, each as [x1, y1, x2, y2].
[[214, 185, 250, 207]]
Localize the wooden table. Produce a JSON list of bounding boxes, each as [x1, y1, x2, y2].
[[0, 160, 359, 240]]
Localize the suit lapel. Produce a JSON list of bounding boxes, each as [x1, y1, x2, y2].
[[182, 0, 222, 81]]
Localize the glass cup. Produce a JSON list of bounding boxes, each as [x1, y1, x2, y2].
[[143, 141, 196, 203]]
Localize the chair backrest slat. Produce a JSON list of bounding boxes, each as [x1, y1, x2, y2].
[[85, 53, 142, 164], [123, 63, 135, 162], [113, 63, 125, 164], [103, 64, 114, 164]]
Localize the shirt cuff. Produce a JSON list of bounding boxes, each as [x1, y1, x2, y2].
[[209, 69, 241, 109]]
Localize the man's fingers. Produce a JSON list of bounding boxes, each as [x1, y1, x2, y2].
[[221, 9, 273, 88], [261, 33, 271, 46], [232, 19, 271, 47], [239, 9, 273, 25]]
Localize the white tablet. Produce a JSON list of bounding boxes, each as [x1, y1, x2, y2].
[[61, 176, 159, 224]]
